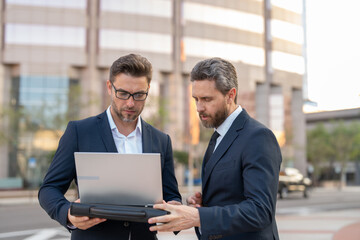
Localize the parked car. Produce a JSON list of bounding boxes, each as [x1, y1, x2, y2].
[[278, 167, 312, 199]]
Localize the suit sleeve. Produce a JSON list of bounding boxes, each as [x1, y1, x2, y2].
[[161, 135, 182, 203], [198, 128, 281, 238], [38, 121, 78, 229]]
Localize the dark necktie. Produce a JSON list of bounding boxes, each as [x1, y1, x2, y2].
[[203, 131, 220, 167]]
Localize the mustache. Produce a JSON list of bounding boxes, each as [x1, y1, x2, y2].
[[122, 107, 136, 111], [199, 112, 209, 118]]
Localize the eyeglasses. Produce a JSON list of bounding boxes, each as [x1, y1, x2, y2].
[[111, 82, 148, 101]]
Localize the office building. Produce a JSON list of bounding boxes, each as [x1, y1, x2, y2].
[[0, 0, 306, 183]]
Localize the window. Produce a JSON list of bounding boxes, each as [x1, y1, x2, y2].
[[16, 76, 71, 128], [184, 2, 263, 34], [5, 24, 86, 48], [99, 29, 172, 54], [270, 86, 285, 147], [6, 0, 86, 9], [101, 0, 171, 18], [184, 37, 264, 67]]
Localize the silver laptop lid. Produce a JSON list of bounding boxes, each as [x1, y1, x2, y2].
[[74, 152, 163, 206]]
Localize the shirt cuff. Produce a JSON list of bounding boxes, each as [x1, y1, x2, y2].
[[67, 223, 77, 230]]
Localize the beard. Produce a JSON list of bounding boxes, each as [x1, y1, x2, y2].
[[111, 102, 144, 123], [199, 103, 228, 129]]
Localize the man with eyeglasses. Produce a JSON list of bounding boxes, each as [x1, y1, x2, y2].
[[38, 54, 181, 240]]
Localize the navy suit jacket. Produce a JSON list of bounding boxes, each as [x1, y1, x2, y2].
[[38, 111, 181, 240], [197, 109, 282, 240]]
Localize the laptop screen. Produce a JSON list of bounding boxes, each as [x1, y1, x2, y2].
[[74, 152, 163, 206]]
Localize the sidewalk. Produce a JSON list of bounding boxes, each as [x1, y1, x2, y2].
[[0, 189, 77, 205], [1, 186, 360, 240], [2, 185, 359, 198], [333, 221, 360, 240], [0, 186, 202, 205]]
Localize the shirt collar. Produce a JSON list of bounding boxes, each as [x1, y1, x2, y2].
[[215, 105, 242, 137], [106, 106, 142, 135]]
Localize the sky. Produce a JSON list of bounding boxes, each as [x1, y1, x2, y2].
[[306, 0, 360, 112]]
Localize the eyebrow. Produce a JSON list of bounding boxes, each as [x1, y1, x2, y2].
[[193, 95, 212, 99], [117, 88, 148, 94]]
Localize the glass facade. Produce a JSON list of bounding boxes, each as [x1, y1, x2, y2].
[[272, 51, 305, 74], [101, 0, 171, 18], [16, 76, 70, 129], [7, 75, 78, 183], [272, 0, 303, 14], [0, 0, 307, 183], [184, 37, 265, 66], [6, 0, 86, 9], [271, 20, 304, 44], [270, 87, 285, 147], [99, 30, 172, 53], [184, 2, 263, 34], [5, 24, 86, 48]]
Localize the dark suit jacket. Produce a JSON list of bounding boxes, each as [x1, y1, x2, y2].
[[38, 111, 181, 240], [197, 109, 282, 240]]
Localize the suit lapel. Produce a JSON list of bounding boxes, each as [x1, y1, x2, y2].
[[202, 110, 249, 191], [141, 119, 152, 153], [97, 111, 118, 152]]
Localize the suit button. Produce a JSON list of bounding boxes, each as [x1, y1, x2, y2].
[[124, 221, 129, 227]]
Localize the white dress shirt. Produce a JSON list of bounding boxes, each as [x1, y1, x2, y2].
[[214, 105, 242, 150], [106, 106, 143, 239], [106, 106, 143, 154]]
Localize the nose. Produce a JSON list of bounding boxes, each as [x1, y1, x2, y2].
[[125, 97, 135, 108], [196, 101, 205, 113]]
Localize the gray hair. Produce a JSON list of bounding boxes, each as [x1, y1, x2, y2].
[[190, 57, 238, 103]]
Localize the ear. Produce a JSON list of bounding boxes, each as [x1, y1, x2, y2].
[[106, 80, 112, 96], [227, 88, 236, 104]]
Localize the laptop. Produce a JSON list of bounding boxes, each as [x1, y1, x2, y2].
[[74, 152, 163, 206], [71, 152, 168, 222]]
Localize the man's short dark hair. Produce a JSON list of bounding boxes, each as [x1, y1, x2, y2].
[[190, 57, 238, 103], [109, 54, 152, 84]]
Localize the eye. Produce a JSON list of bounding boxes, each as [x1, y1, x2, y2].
[[118, 92, 130, 98], [134, 93, 145, 98]]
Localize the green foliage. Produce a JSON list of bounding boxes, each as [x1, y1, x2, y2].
[[144, 95, 169, 131], [173, 150, 189, 165], [0, 82, 86, 181], [307, 121, 360, 184], [349, 123, 360, 162], [307, 124, 331, 163]]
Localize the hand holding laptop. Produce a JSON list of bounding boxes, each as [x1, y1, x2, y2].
[[68, 199, 107, 230], [166, 200, 182, 206], [148, 201, 201, 232]]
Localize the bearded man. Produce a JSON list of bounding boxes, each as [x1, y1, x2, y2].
[[149, 57, 282, 240]]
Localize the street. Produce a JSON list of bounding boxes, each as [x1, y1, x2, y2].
[[0, 187, 360, 240]]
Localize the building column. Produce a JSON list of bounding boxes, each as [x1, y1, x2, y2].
[[256, 83, 270, 126], [256, 0, 273, 127], [81, 0, 102, 117], [0, 0, 9, 178], [292, 89, 307, 174], [0, 65, 9, 179], [168, 0, 185, 149]]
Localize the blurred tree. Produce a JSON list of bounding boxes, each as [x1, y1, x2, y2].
[[144, 95, 169, 131], [307, 123, 332, 186], [307, 121, 360, 187], [0, 82, 94, 187], [173, 150, 189, 165], [329, 122, 356, 188], [349, 123, 360, 185]]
